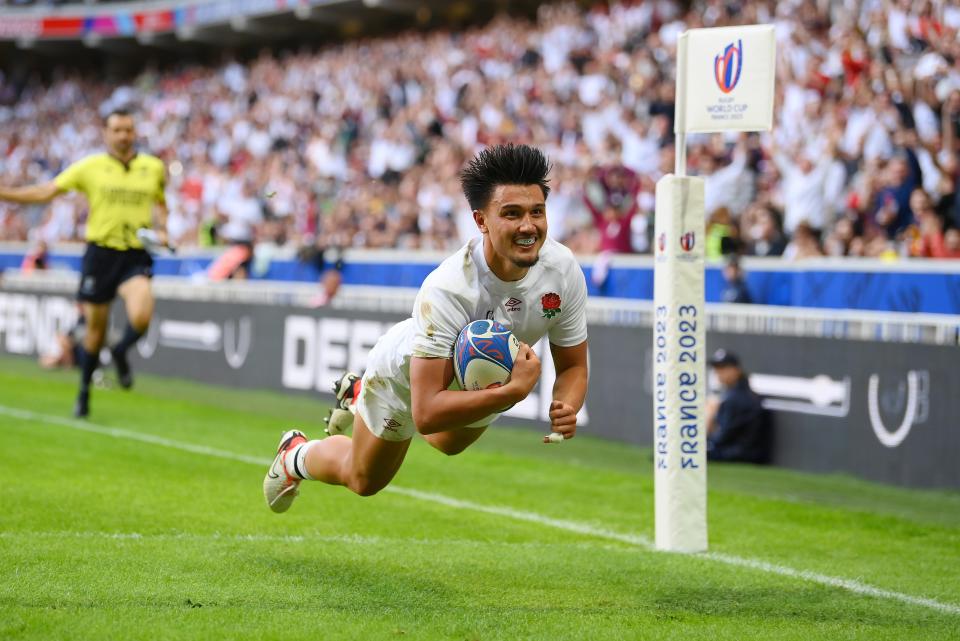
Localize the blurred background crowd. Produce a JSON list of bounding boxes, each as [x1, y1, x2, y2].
[[2, 0, 960, 269]]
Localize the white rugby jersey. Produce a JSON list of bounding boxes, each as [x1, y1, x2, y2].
[[410, 236, 588, 359], [365, 236, 588, 400]]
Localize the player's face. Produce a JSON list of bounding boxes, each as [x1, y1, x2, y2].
[[104, 115, 136, 157], [713, 364, 740, 388], [475, 184, 547, 281]]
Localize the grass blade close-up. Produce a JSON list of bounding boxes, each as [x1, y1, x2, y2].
[[1, 355, 958, 641]]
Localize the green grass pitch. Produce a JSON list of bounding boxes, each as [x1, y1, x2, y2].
[[0, 355, 958, 640]]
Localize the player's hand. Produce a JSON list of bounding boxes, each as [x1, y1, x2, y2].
[[544, 400, 577, 442], [506, 342, 540, 401], [155, 229, 170, 247]]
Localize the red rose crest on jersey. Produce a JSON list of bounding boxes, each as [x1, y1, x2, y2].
[[541, 292, 561, 319]]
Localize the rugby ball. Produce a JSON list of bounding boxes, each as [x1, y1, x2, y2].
[[453, 320, 521, 391]]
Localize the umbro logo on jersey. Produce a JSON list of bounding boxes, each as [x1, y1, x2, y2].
[[382, 418, 402, 432], [505, 297, 522, 312]]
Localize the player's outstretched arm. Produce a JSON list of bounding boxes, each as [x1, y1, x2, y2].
[[411, 343, 541, 435], [0, 181, 62, 205], [546, 340, 588, 442]]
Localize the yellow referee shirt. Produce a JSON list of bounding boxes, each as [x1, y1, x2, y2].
[[54, 152, 166, 251]]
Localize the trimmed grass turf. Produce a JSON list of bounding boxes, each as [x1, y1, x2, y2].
[[0, 355, 958, 640]]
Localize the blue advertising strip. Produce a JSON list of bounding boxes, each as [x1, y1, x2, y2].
[[1, 250, 958, 313]]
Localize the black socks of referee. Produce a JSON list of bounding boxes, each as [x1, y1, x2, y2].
[[113, 323, 145, 357], [111, 323, 144, 389], [74, 348, 99, 418], [79, 348, 99, 394]]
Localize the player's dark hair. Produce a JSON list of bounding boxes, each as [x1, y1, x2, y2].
[[103, 108, 133, 126], [460, 143, 551, 211]]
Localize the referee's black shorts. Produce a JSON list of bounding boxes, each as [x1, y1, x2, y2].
[[77, 244, 153, 304]]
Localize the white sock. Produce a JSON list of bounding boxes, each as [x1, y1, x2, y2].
[[284, 441, 316, 480]]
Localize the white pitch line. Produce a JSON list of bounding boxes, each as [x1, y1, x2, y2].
[[703, 552, 960, 615], [1, 403, 958, 616], [0, 531, 379, 544], [0, 530, 611, 550]]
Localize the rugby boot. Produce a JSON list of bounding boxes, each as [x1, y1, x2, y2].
[[263, 429, 308, 513], [324, 372, 360, 436]]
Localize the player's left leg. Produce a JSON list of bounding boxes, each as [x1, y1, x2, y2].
[[323, 372, 361, 436], [113, 275, 155, 389], [422, 426, 487, 455]]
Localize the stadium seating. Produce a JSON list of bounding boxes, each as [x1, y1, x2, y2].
[[1, 1, 958, 264]]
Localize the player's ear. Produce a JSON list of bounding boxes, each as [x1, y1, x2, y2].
[[473, 209, 488, 233]]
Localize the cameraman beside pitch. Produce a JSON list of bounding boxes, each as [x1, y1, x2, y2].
[[0, 108, 169, 418], [264, 144, 589, 511]]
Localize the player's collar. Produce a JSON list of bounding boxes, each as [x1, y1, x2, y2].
[[471, 237, 540, 292], [107, 151, 139, 172]]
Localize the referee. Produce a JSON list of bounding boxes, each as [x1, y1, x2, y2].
[[0, 109, 169, 418]]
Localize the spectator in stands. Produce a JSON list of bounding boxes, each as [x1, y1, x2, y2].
[[20, 239, 49, 274], [701, 135, 753, 218], [706, 348, 771, 464], [706, 207, 738, 260], [872, 152, 922, 240], [743, 204, 786, 257], [720, 255, 752, 304], [823, 215, 863, 257], [910, 201, 960, 258], [207, 179, 265, 280], [582, 162, 641, 289], [297, 242, 345, 307], [771, 135, 838, 237], [944, 227, 960, 259], [38, 307, 88, 372], [583, 163, 641, 255], [783, 221, 825, 260], [1, 0, 960, 267]]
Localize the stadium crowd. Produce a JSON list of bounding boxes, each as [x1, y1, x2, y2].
[[2, 0, 960, 267]]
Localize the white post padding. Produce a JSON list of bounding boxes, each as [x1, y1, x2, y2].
[[653, 175, 707, 553]]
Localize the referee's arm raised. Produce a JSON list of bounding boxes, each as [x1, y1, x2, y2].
[[0, 180, 63, 205]]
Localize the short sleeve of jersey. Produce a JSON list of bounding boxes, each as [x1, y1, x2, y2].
[[547, 261, 588, 347], [411, 284, 471, 359], [53, 156, 93, 195]]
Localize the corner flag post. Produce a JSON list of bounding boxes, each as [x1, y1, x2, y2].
[[653, 25, 776, 553]]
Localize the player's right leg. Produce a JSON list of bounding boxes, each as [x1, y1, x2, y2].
[[307, 413, 411, 496], [74, 301, 109, 418], [262, 413, 411, 512], [263, 372, 415, 511]]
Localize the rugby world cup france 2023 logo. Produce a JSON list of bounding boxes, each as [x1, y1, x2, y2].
[[714, 39, 743, 94]]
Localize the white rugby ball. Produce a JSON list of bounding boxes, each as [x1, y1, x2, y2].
[[453, 320, 521, 391]]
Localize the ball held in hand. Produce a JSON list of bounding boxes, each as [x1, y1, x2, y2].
[[453, 320, 521, 391]]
